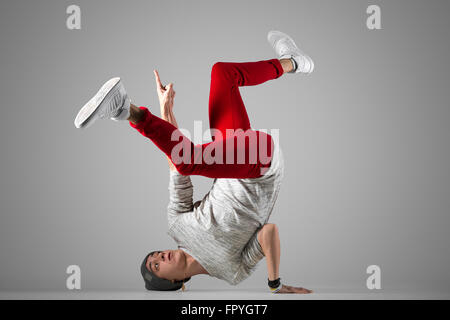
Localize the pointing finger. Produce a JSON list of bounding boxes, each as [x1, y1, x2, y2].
[[154, 70, 163, 89]]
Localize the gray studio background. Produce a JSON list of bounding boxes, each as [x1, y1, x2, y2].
[[1, 0, 449, 295]]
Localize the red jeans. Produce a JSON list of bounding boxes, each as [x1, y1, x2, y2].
[[130, 59, 283, 179]]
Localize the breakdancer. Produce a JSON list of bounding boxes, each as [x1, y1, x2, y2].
[[74, 31, 314, 293]]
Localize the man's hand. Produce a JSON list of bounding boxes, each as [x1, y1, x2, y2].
[[153, 69, 176, 115], [153, 69, 179, 171], [276, 284, 314, 294]]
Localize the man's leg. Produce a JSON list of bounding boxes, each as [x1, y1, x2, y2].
[[128, 104, 146, 124], [280, 59, 296, 74], [208, 59, 287, 137], [128, 60, 292, 128], [128, 58, 289, 179], [128, 104, 274, 179], [204, 58, 290, 177]]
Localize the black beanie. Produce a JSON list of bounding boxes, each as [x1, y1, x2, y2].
[[140, 251, 189, 291]]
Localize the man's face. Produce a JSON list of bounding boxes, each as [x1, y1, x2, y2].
[[145, 249, 186, 281]]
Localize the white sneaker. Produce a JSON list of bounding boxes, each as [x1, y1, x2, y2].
[[74, 77, 131, 129], [267, 30, 314, 74]]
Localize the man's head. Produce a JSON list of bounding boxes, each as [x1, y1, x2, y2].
[[140, 249, 191, 291]]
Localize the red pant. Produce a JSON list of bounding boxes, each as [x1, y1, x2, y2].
[[130, 59, 283, 179]]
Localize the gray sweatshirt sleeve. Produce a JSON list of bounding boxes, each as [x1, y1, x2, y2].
[[238, 230, 265, 277], [167, 170, 194, 217]]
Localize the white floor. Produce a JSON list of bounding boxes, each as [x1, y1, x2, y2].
[[1, 288, 449, 300]]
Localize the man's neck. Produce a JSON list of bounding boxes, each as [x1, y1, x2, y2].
[[183, 251, 209, 277]]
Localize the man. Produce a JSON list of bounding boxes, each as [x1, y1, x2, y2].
[[74, 31, 314, 293]]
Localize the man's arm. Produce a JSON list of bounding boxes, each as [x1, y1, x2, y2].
[[151, 69, 194, 216], [257, 224, 280, 281], [154, 69, 178, 171], [257, 224, 313, 294], [161, 103, 178, 171], [164, 103, 194, 215]]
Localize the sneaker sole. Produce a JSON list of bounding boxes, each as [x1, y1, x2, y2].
[[74, 77, 121, 129]]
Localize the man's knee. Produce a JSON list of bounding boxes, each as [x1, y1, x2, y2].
[[211, 62, 225, 74], [211, 62, 232, 80]]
